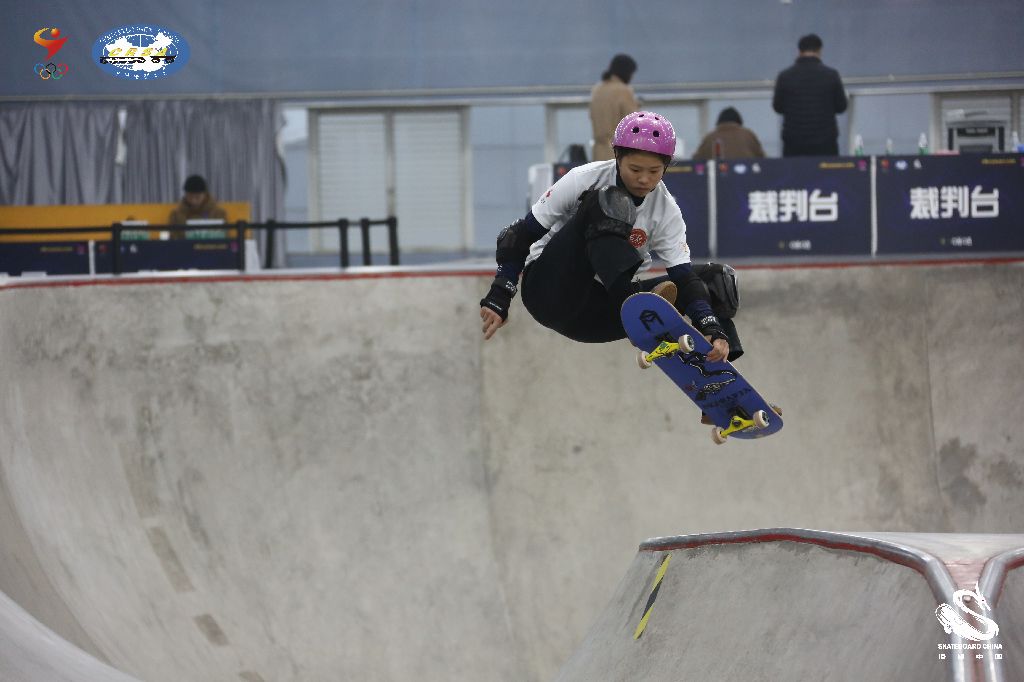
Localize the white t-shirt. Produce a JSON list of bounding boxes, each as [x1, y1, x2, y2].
[[526, 160, 691, 274]]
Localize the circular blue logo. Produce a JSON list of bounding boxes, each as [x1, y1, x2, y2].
[[92, 25, 189, 80]]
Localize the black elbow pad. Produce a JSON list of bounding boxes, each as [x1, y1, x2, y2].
[[496, 219, 539, 264]]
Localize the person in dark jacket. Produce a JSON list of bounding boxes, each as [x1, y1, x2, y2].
[[772, 34, 848, 156]]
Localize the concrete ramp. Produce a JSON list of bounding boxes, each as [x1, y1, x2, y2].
[[0, 590, 138, 682], [0, 261, 1022, 680], [0, 275, 524, 682], [555, 529, 1024, 682], [985, 546, 1024, 682]]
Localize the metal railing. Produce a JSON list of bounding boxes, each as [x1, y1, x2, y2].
[[260, 217, 399, 269], [0, 216, 399, 275]]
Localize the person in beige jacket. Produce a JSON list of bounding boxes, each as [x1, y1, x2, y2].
[[693, 107, 766, 160], [589, 54, 639, 161]]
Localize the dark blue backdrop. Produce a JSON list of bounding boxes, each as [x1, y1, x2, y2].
[[876, 154, 1024, 254], [662, 162, 710, 260], [715, 157, 872, 257]]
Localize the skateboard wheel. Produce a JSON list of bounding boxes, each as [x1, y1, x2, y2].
[[679, 334, 695, 353], [711, 427, 728, 445], [753, 410, 770, 429], [637, 349, 653, 369]]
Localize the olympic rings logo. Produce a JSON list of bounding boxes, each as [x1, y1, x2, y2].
[[34, 62, 69, 80]]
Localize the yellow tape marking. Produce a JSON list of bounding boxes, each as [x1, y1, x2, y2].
[[633, 554, 671, 639]]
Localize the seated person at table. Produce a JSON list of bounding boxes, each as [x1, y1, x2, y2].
[[169, 175, 227, 228]]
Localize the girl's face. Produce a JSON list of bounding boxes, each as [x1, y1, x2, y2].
[[617, 151, 666, 198]]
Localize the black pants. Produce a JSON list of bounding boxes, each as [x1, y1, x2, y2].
[[521, 214, 744, 357], [783, 139, 839, 157], [521, 210, 647, 343]]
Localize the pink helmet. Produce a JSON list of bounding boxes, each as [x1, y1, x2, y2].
[[613, 111, 676, 157]]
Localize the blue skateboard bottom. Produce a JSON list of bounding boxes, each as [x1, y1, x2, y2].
[[621, 292, 782, 439]]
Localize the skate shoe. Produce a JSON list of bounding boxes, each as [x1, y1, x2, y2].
[[651, 281, 677, 306]]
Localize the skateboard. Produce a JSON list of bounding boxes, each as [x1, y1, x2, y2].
[[620, 292, 783, 444]]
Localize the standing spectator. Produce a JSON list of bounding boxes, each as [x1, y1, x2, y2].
[[589, 54, 640, 161], [772, 34, 848, 156], [693, 107, 766, 160]]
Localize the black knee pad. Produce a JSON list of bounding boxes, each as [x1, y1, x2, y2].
[[693, 262, 740, 319], [586, 235, 642, 293], [579, 185, 636, 241]]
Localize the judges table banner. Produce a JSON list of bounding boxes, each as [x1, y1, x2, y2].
[[715, 157, 872, 257], [662, 161, 710, 259], [0, 239, 240, 276], [876, 154, 1024, 253]]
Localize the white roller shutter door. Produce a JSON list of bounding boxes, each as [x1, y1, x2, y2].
[[314, 112, 388, 251], [394, 111, 465, 250], [315, 109, 466, 253]]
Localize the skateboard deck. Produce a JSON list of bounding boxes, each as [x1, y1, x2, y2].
[[621, 292, 783, 443]]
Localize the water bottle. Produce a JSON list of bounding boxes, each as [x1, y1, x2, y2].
[[885, 138, 894, 155], [918, 132, 929, 155], [853, 134, 865, 156], [1012, 131, 1023, 153]]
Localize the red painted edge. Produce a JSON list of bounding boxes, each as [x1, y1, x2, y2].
[[1, 256, 1021, 292], [0, 269, 496, 292], [1006, 554, 1024, 571], [641, 532, 931, 578], [730, 256, 1024, 271]]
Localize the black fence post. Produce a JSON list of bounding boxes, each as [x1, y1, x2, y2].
[[387, 216, 399, 265], [112, 223, 122, 275], [235, 221, 246, 271], [339, 218, 350, 268], [264, 219, 276, 270], [360, 218, 371, 266]]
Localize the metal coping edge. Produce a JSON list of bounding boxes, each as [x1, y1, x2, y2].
[[638, 528, 967, 681]]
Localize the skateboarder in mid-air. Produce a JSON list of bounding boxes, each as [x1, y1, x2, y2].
[[479, 110, 740, 363]]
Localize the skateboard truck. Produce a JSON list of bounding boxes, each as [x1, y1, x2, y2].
[[711, 410, 770, 444], [636, 335, 782, 445], [637, 335, 696, 369]]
